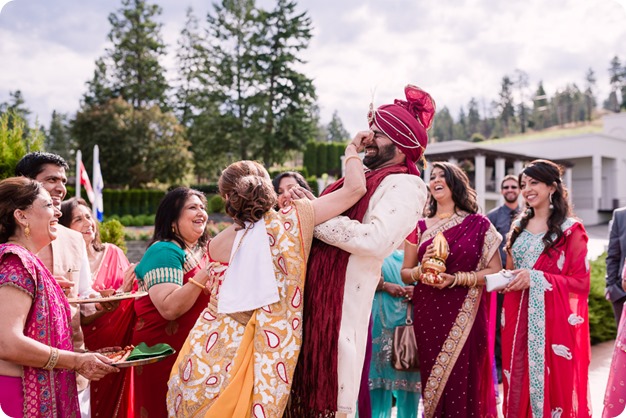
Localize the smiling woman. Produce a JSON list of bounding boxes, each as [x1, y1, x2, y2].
[[59, 197, 136, 418], [0, 177, 118, 418], [130, 187, 212, 418]]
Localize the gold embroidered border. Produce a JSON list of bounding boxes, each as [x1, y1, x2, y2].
[[419, 213, 468, 245], [422, 286, 483, 418]]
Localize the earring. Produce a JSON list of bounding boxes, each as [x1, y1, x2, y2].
[[24, 223, 31, 238], [171, 226, 176, 233], [549, 193, 554, 210]]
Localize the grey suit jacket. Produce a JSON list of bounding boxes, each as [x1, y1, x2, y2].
[[606, 206, 626, 302]]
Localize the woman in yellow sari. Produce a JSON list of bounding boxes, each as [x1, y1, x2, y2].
[[167, 136, 368, 417]]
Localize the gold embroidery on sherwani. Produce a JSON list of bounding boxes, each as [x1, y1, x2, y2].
[[419, 214, 500, 418], [166, 201, 314, 417]]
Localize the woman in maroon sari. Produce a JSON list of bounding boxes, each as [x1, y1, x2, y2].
[[502, 160, 590, 417], [401, 162, 501, 418], [0, 177, 117, 418], [131, 187, 211, 418], [60, 197, 136, 418]]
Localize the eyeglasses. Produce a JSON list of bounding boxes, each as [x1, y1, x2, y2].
[[502, 186, 518, 190]]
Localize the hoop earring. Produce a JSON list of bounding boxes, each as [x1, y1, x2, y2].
[[24, 223, 31, 238], [549, 193, 554, 210]]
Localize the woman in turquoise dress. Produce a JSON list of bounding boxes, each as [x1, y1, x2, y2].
[[369, 248, 421, 418]]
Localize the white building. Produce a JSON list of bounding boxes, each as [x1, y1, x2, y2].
[[423, 113, 626, 225]]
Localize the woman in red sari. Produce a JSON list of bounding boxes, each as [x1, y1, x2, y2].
[[131, 187, 211, 418], [502, 159, 591, 417], [401, 162, 501, 418], [60, 197, 136, 418], [0, 177, 117, 418]]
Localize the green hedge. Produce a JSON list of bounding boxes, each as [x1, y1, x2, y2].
[[589, 253, 617, 344], [303, 141, 346, 177]]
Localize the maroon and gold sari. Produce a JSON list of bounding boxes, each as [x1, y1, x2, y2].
[[408, 213, 500, 418]]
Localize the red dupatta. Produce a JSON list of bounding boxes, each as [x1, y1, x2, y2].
[[287, 164, 408, 417], [502, 220, 591, 418], [82, 244, 134, 418]]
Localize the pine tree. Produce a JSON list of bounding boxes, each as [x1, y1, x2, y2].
[[174, 7, 209, 127], [531, 82, 549, 130], [467, 98, 481, 136], [326, 110, 349, 142], [584, 68, 597, 121], [498, 76, 515, 136], [432, 107, 454, 142], [607, 56, 624, 112], [515, 69, 529, 133], [45, 111, 75, 162], [83, 0, 169, 110]]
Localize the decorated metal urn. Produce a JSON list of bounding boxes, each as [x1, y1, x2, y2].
[[421, 232, 449, 285]]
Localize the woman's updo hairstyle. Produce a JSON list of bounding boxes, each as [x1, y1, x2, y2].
[[219, 161, 278, 229]]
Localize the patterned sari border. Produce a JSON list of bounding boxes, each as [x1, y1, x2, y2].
[[528, 270, 546, 418], [422, 285, 483, 417]]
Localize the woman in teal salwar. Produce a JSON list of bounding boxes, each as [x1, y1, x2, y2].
[[368, 248, 420, 418]]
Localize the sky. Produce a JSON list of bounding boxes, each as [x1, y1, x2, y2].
[[1, 0, 626, 135]]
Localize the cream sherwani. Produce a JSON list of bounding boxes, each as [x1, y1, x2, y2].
[[313, 173, 427, 415], [38, 224, 94, 418]]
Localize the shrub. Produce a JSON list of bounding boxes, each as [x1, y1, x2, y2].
[[100, 219, 127, 253], [119, 214, 135, 227], [589, 253, 617, 344], [209, 195, 225, 213]]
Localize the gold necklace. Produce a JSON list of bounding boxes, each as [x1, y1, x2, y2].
[[436, 212, 452, 219]]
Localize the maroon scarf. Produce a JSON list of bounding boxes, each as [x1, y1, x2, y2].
[[287, 164, 408, 417]]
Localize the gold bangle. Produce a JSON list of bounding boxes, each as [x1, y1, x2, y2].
[[344, 155, 362, 165], [188, 278, 206, 290], [43, 347, 59, 371], [450, 273, 458, 288]]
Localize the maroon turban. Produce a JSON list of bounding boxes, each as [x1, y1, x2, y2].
[[368, 85, 436, 176]]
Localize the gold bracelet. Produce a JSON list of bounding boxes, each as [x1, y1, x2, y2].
[[344, 155, 362, 165], [188, 278, 206, 290], [472, 272, 478, 287], [43, 347, 59, 371], [450, 273, 458, 288]]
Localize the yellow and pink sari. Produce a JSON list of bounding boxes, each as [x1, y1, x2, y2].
[[167, 200, 314, 417]]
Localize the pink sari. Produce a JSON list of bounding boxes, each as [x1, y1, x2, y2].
[[604, 262, 626, 416], [502, 219, 591, 417], [0, 244, 79, 417], [82, 244, 134, 418]]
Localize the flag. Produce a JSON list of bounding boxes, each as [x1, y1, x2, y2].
[[93, 145, 104, 222], [79, 160, 95, 204]]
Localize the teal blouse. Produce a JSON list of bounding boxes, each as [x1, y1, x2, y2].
[[135, 241, 186, 290]]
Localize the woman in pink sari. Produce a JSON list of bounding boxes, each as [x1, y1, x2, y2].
[[0, 177, 117, 418], [401, 162, 501, 418], [60, 197, 136, 418], [502, 159, 591, 417], [604, 263, 626, 417]]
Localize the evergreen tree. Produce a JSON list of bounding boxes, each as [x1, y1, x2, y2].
[[45, 111, 75, 162], [83, 0, 169, 110], [467, 98, 481, 136], [584, 68, 597, 121], [607, 56, 624, 112], [432, 107, 454, 142], [453, 107, 467, 140], [256, 0, 317, 165], [531, 82, 549, 130], [0, 90, 32, 133], [174, 7, 209, 127], [515, 69, 529, 133], [326, 110, 349, 142], [498, 76, 515, 135]]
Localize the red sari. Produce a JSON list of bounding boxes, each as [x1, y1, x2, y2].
[[502, 219, 591, 417], [82, 244, 134, 418], [131, 242, 210, 418], [409, 213, 500, 418]]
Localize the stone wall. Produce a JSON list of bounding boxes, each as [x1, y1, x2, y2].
[[126, 240, 148, 264]]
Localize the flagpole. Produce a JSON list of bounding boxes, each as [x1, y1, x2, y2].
[[76, 149, 82, 199], [93, 146, 98, 220]]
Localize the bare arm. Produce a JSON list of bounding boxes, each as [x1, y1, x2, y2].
[[309, 132, 369, 225], [0, 286, 117, 381], [148, 266, 211, 321], [400, 242, 420, 284]]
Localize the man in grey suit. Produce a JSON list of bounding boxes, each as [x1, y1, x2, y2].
[[606, 206, 626, 326]]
